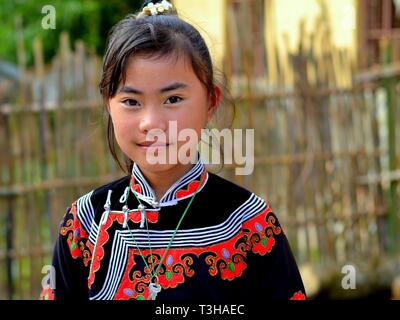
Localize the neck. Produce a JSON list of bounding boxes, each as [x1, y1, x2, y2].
[[139, 163, 196, 202]]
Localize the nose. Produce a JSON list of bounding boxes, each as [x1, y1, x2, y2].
[[138, 106, 167, 134]]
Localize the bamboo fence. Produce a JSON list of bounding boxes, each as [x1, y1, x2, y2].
[[222, 0, 400, 298], [0, 29, 122, 299]]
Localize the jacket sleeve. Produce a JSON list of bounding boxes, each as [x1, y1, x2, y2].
[[40, 203, 92, 300], [241, 204, 306, 301]]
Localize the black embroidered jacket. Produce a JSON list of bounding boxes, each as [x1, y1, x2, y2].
[[41, 158, 306, 301]]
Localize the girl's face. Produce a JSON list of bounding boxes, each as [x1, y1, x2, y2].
[[107, 54, 218, 173]]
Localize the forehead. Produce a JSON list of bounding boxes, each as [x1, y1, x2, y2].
[[121, 53, 198, 87]]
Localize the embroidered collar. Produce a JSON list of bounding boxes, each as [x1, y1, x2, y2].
[[130, 156, 208, 208]]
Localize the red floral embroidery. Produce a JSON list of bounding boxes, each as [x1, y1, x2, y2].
[[60, 203, 92, 265], [40, 287, 55, 300], [115, 249, 196, 300], [204, 233, 248, 281], [242, 207, 281, 255], [95, 201, 282, 300], [290, 291, 306, 300], [114, 234, 249, 299], [176, 172, 207, 199]]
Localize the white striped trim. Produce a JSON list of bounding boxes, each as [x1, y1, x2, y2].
[[90, 232, 129, 300], [130, 156, 206, 206], [89, 222, 99, 244], [119, 194, 265, 246], [89, 194, 268, 300], [76, 190, 95, 235]]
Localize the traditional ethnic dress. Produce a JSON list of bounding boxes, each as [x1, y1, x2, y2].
[[41, 157, 306, 301]]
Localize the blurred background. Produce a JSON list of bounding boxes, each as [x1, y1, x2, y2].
[[0, 0, 399, 300]]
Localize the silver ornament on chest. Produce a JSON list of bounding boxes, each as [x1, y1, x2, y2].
[[138, 204, 147, 228], [148, 282, 162, 300]]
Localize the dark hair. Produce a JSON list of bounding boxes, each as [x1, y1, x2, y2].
[[99, 0, 234, 174]]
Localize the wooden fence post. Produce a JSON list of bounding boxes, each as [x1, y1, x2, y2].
[[385, 75, 399, 254], [381, 39, 399, 254], [2, 113, 16, 299]]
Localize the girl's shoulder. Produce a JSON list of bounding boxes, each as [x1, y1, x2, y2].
[[206, 171, 268, 204], [204, 172, 272, 215], [207, 171, 252, 192]]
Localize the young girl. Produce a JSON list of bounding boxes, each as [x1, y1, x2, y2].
[[41, 0, 306, 301]]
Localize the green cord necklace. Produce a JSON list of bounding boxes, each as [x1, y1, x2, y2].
[[123, 171, 205, 300]]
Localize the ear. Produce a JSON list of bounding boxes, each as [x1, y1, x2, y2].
[[207, 85, 222, 121]]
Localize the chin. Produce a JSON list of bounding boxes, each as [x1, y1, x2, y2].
[[136, 161, 181, 174], [128, 145, 198, 172]]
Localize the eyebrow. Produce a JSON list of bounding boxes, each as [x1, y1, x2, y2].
[[118, 82, 188, 95]]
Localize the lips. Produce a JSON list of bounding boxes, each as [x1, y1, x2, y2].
[[137, 141, 170, 147]]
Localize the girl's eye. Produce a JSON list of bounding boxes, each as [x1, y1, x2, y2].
[[165, 96, 182, 104], [122, 99, 140, 107]]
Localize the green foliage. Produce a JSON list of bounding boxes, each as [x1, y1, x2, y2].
[[0, 0, 142, 65]]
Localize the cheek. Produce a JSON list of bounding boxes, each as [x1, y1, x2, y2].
[[177, 112, 204, 133], [182, 99, 209, 128], [114, 121, 129, 137], [175, 113, 206, 145], [111, 112, 137, 140]]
